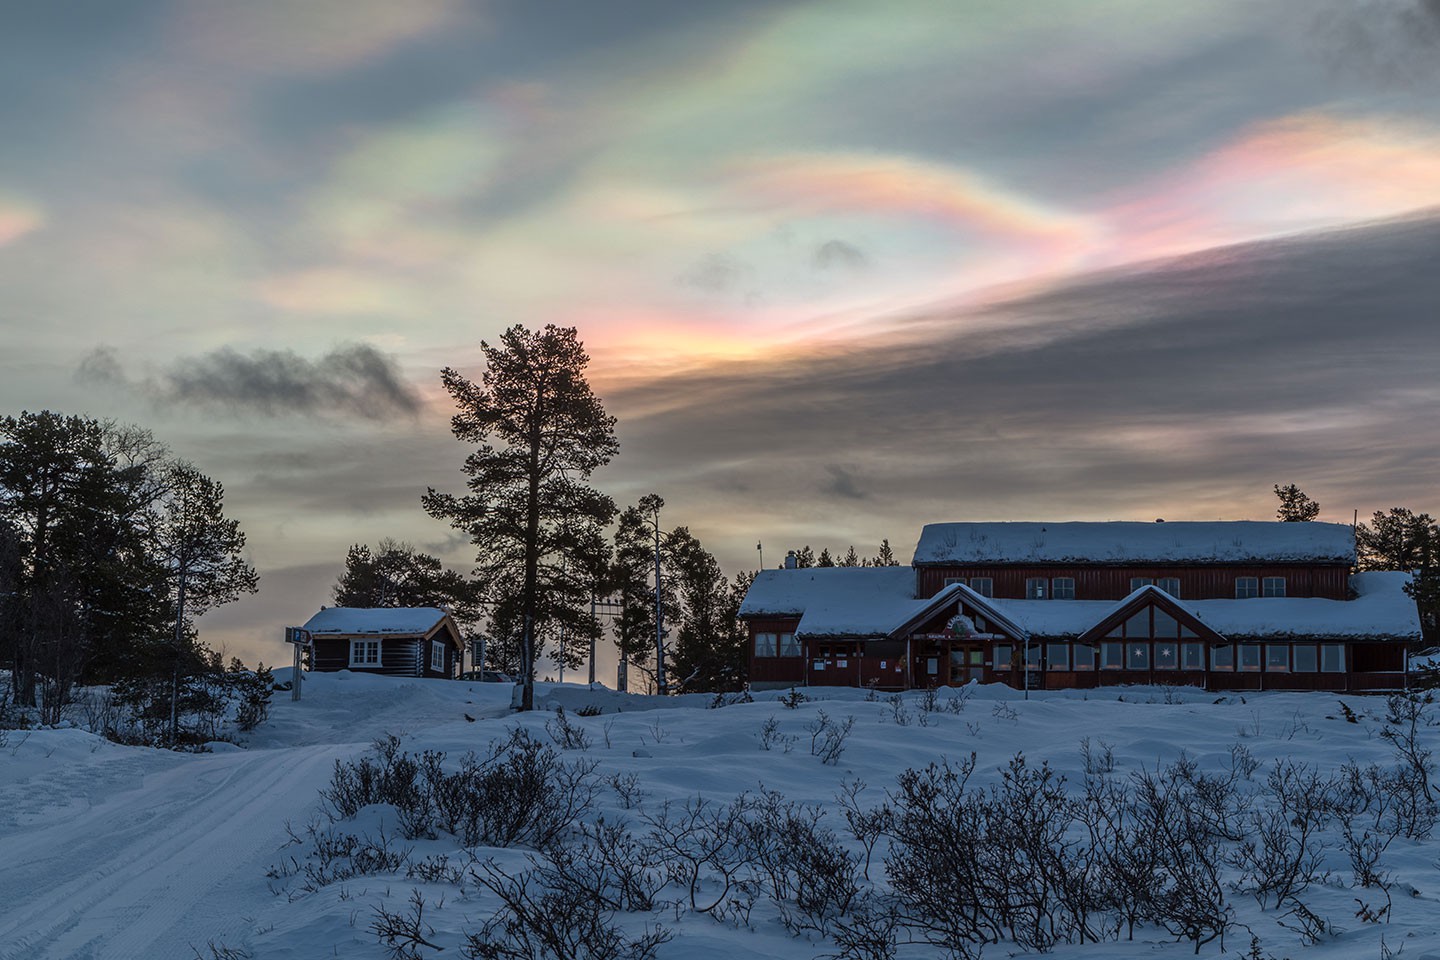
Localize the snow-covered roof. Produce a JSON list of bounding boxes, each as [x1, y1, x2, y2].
[[912, 521, 1356, 566], [740, 567, 921, 638], [302, 607, 452, 636], [986, 572, 1419, 640]]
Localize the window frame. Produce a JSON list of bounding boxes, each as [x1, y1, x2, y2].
[[1262, 576, 1287, 598], [1235, 576, 1259, 599], [1321, 644, 1346, 673], [1025, 577, 1048, 600], [1051, 577, 1076, 601], [1181, 642, 1204, 670], [754, 632, 778, 657], [1264, 645, 1289, 672], [1157, 577, 1181, 598], [349, 638, 381, 668], [943, 576, 967, 587], [1239, 644, 1262, 672], [1101, 641, 1124, 670], [969, 577, 994, 598], [1292, 644, 1318, 673], [1211, 644, 1234, 671], [1154, 641, 1178, 670], [1073, 643, 1096, 671], [778, 632, 800, 657], [1046, 643, 1070, 670], [1129, 577, 1155, 592], [993, 644, 1013, 670], [431, 639, 446, 673], [1126, 642, 1150, 670]]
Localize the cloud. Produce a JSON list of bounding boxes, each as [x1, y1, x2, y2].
[[824, 464, 868, 500], [78, 343, 424, 421], [0, 195, 43, 246], [813, 240, 868, 271]]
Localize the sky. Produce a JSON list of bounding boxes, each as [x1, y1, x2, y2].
[[3, 0, 1440, 671]]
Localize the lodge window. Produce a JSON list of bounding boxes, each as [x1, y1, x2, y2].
[[993, 644, 1013, 669], [1182, 642, 1204, 670], [1211, 644, 1234, 670], [1046, 643, 1069, 670], [1321, 644, 1346, 673], [1101, 642, 1124, 670], [778, 633, 800, 657], [1153, 609, 1179, 638], [755, 632, 778, 657], [1239, 644, 1262, 672], [431, 640, 446, 673], [1073, 643, 1095, 670], [1158, 577, 1181, 597], [1236, 577, 1259, 599], [1264, 645, 1288, 672], [1024, 645, 1042, 669], [969, 578, 994, 598], [1127, 642, 1150, 670], [944, 577, 966, 586], [1262, 577, 1286, 598], [1292, 645, 1318, 672], [350, 639, 380, 667], [1155, 641, 1178, 670], [1052, 577, 1075, 600], [1026, 577, 1048, 600], [1130, 577, 1153, 592]]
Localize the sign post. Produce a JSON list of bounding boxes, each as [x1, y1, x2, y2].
[[284, 627, 312, 701]]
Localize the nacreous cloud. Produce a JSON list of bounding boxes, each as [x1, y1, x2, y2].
[[78, 343, 423, 421]]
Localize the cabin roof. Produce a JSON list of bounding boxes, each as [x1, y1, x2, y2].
[[912, 521, 1356, 566], [739, 567, 920, 638], [302, 606, 453, 637]]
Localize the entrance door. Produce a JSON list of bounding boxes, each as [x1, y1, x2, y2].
[[948, 644, 985, 684]]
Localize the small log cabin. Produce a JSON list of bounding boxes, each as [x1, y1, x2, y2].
[[740, 521, 1421, 693], [302, 607, 463, 679]]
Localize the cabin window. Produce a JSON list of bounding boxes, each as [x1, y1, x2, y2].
[[1130, 577, 1154, 592], [1292, 645, 1318, 672], [1025, 644, 1042, 669], [1239, 644, 1262, 671], [1026, 578, 1048, 600], [1046, 643, 1069, 670], [1263, 577, 1286, 598], [1235, 577, 1259, 599], [755, 632, 778, 657], [1052, 577, 1076, 600], [1321, 644, 1346, 673], [993, 644, 1013, 669], [1154, 641, 1178, 670], [969, 578, 994, 598], [1265, 645, 1289, 672], [1211, 644, 1234, 670], [927, 658, 939, 675], [350, 639, 381, 667], [431, 640, 446, 672], [1124, 610, 1150, 638], [1127, 643, 1150, 670], [1181, 642, 1204, 669], [778, 633, 800, 656], [1157, 577, 1181, 597], [944, 577, 966, 586], [1153, 609, 1179, 638], [1073, 643, 1095, 670], [1101, 642, 1124, 669]]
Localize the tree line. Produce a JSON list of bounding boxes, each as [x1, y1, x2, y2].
[[0, 411, 260, 742]]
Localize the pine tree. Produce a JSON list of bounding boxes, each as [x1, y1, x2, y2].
[[840, 546, 862, 567], [665, 528, 745, 693], [332, 539, 481, 623], [1273, 484, 1320, 522], [1357, 507, 1438, 571], [872, 538, 900, 566], [424, 325, 618, 711], [792, 545, 815, 568], [611, 500, 677, 692], [816, 547, 835, 567]]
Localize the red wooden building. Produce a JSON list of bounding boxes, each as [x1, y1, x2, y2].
[[302, 606, 463, 679], [740, 521, 1420, 693]]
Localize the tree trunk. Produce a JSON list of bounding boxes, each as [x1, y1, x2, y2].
[[520, 407, 542, 712], [170, 560, 187, 744]]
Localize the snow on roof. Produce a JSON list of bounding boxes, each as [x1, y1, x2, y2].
[[302, 607, 451, 636], [987, 572, 1419, 640], [740, 567, 921, 638], [912, 521, 1356, 566]]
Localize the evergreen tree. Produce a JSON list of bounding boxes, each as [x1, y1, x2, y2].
[[1273, 483, 1320, 522], [1357, 507, 1438, 571], [1404, 568, 1440, 647], [871, 538, 900, 566], [611, 500, 677, 692], [423, 325, 617, 711], [665, 529, 746, 693], [332, 539, 481, 623], [815, 547, 835, 567], [792, 545, 815, 568], [839, 546, 862, 567]]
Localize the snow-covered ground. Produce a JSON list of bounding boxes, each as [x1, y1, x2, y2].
[[2, 673, 1439, 958]]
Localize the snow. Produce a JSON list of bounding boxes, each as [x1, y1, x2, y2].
[[913, 520, 1357, 565], [739, 566, 921, 637], [6, 670, 1440, 959], [301, 606, 450, 635]]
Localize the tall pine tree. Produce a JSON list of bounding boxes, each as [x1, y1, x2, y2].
[[1273, 483, 1320, 522], [423, 325, 617, 711]]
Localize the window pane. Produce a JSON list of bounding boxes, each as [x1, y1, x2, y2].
[[1046, 643, 1070, 670], [1130, 577, 1154, 592], [1153, 610, 1179, 638], [1239, 644, 1262, 671], [1073, 643, 1095, 670], [1293, 645, 1317, 672], [1158, 578, 1181, 598], [1180, 624, 1198, 638], [1155, 642, 1178, 670], [1052, 578, 1075, 600], [1024, 645, 1042, 668], [1124, 610, 1150, 638], [1236, 577, 1258, 599], [1211, 644, 1234, 670], [755, 633, 777, 657], [1265, 645, 1289, 671], [970, 578, 994, 598], [994, 644, 1012, 669], [1127, 643, 1150, 670], [1182, 642, 1204, 669], [1026, 578, 1048, 599], [1102, 642, 1124, 669], [944, 577, 966, 586], [1263, 577, 1286, 598], [1321, 644, 1345, 673], [779, 633, 800, 656]]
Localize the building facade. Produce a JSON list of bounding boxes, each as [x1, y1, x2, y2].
[[302, 606, 463, 679], [740, 521, 1420, 693]]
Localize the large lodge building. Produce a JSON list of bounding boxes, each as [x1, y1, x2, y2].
[[739, 521, 1422, 693]]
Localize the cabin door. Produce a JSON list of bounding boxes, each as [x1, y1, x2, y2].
[[948, 644, 985, 684]]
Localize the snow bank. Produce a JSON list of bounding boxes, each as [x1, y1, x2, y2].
[[301, 606, 449, 635]]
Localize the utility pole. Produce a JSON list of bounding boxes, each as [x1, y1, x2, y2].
[[757, 541, 763, 571], [639, 494, 668, 696], [589, 593, 597, 685]]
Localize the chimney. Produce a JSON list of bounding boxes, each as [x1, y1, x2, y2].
[[784, 550, 798, 570]]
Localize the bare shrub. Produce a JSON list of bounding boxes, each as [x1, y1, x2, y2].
[[545, 707, 592, 751], [610, 771, 647, 809], [837, 779, 891, 881], [371, 889, 445, 959], [1231, 760, 1334, 911], [1080, 737, 1115, 776], [641, 794, 760, 923], [807, 710, 854, 765], [757, 716, 795, 753]]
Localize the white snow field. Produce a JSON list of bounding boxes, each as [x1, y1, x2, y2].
[[3, 672, 1440, 959]]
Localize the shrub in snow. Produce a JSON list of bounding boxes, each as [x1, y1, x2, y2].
[[544, 707, 591, 751], [807, 710, 855, 765]]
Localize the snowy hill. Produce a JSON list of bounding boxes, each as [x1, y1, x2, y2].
[[2, 673, 1440, 958]]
